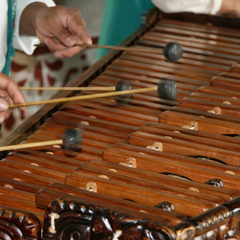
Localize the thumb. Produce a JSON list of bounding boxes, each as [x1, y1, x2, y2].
[[54, 26, 76, 47], [0, 98, 9, 112]]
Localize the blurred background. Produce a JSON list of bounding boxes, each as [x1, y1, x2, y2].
[[1, 0, 105, 139]]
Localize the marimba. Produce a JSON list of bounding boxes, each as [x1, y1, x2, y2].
[[1, 10, 240, 240]]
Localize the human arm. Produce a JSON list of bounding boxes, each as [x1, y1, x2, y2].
[[18, 2, 92, 58], [13, 0, 55, 55]]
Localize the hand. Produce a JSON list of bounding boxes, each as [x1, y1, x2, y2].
[[35, 6, 92, 58], [20, 4, 92, 58], [218, 0, 240, 17], [0, 73, 26, 123]]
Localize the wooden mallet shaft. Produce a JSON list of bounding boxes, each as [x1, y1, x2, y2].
[[20, 86, 116, 91], [9, 86, 158, 109], [36, 43, 164, 54], [0, 140, 62, 152]]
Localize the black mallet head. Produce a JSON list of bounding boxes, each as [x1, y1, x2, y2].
[[115, 78, 133, 104], [163, 42, 183, 61], [62, 129, 82, 152], [157, 78, 177, 100]]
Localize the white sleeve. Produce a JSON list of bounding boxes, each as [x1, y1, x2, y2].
[[151, 0, 223, 15], [13, 0, 55, 55]]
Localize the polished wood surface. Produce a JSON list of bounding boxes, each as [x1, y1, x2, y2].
[[2, 11, 240, 239]]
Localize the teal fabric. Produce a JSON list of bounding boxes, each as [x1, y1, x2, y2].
[[96, 0, 154, 61], [3, 0, 16, 76]]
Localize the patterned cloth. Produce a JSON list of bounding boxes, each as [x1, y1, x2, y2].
[[0, 0, 105, 139]]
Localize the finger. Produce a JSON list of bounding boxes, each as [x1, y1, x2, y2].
[[37, 15, 76, 47], [71, 24, 92, 45], [0, 73, 26, 111], [0, 97, 9, 112], [43, 37, 86, 58], [55, 8, 91, 45], [43, 37, 65, 52], [36, 7, 91, 47], [43, 37, 85, 56], [6, 82, 26, 112], [66, 11, 92, 45], [0, 89, 14, 106], [55, 45, 85, 58], [47, 37, 61, 44], [49, 26, 77, 47], [0, 95, 11, 123], [45, 11, 77, 47]]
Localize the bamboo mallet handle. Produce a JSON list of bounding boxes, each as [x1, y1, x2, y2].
[[0, 140, 62, 151], [20, 86, 116, 91], [9, 86, 157, 109], [0, 129, 82, 152], [36, 43, 164, 54], [36, 42, 183, 61]]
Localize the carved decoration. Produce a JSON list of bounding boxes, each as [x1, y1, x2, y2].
[[0, 208, 41, 240], [174, 197, 240, 239], [43, 199, 176, 240], [154, 202, 174, 212], [205, 179, 224, 188], [42, 196, 240, 240]]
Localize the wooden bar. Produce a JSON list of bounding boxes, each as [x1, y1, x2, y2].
[[2, 11, 240, 239]]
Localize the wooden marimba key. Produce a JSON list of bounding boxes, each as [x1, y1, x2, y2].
[[3, 12, 240, 239]]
